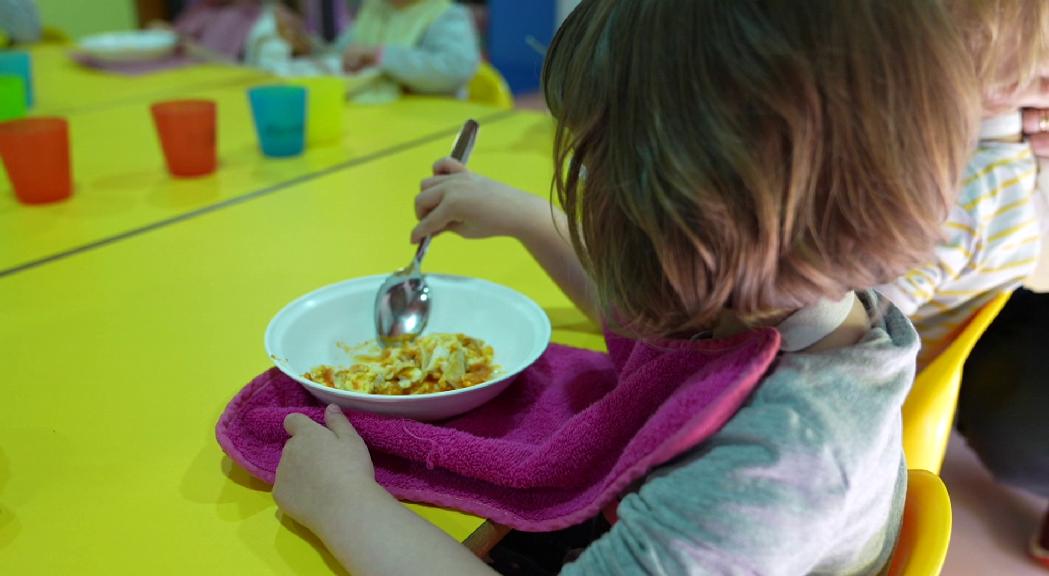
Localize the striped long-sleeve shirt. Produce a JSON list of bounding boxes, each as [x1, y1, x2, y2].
[[880, 141, 1040, 368]]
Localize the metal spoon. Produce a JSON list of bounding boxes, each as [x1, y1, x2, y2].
[[374, 119, 479, 347]]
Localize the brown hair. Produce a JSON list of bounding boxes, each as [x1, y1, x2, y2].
[[543, 0, 979, 339], [951, 0, 1049, 105]]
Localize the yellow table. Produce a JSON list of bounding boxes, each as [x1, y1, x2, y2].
[[1, 51, 513, 275], [0, 110, 599, 574], [30, 44, 268, 116]]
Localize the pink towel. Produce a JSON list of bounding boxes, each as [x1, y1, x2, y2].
[[174, 2, 262, 62], [217, 329, 780, 532]]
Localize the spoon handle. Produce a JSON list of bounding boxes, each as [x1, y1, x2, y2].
[[413, 119, 480, 268], [450, 118, 479, 164]]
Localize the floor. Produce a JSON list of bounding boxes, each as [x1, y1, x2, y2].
[[942, 431, 1047, 575], [507, 93, 1049, 576]]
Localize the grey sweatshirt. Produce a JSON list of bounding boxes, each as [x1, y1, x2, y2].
[[563, 291, 915, 575], [0, 0, 40, 43]]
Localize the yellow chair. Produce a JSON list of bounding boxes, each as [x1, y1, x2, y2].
[[887, 469, 953, 576], [901, 291, 1011, 474], [40, 26, 71, 45], [467, 61, 514, 109]]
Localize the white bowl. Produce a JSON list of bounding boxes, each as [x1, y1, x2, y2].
[[266, 275, 551, 420], [79, 30, 178, 63]]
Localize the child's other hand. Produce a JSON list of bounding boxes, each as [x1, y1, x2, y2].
[[343, 45, 379, 73], [276, 10, 312, 57], [1023, 108, 1049, 158], [273, 405, 376, 532], [412, 157, 545, 243]]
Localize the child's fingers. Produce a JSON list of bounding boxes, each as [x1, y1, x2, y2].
[[433, 157, 466, 176], [323, 404, 358, 441], [411, 202, 455, 243], [1031, 132, 1049, 158], [1024, 108, 1049, 135], [415, 186, 445, 219], [420, 174, 449, 191], [421, 171, 470, 192], [284, 412, 324, 437]]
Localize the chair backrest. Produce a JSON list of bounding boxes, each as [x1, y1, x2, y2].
[[901, 291, 1011, 473], [887, 469, 953, 576], [40, 26, 69, 44], [467, 60, 514, 109]]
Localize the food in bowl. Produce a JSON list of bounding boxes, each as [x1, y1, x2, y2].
[[304, 333, 498, 395]]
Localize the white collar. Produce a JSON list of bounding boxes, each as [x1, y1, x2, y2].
[[776, 291, 859, 352]]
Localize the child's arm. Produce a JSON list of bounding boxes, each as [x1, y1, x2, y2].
[[879, 143, 1039, 316], [373, 6, 480, 94], [275, 406, 498, 576], [413, 158, 600, 323], [878, 203, 980, 317]]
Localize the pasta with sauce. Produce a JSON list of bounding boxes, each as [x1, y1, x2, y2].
[[304, 333, 498, 395]]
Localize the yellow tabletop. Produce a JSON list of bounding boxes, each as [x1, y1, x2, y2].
[[0, 110, 600, 574], [0, 63, 512, 275], [30, 44, 268, 116]]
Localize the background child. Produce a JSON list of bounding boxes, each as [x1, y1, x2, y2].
[[0, 0, 39, 45], [880, 1, 1049, 567], [172, 0, 313, 67], [880, 0, 1049, 369], [332, 0, 479, 102], [271, 1, 978, 574]]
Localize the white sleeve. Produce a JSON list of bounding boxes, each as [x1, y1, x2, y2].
[[379, 6, 480, 94]]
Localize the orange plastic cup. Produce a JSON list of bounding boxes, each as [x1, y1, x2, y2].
[[150, 100, 217, 178], [0, 117, 72, 205]]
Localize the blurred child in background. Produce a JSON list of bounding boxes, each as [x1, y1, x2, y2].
[[879, 0, 1049, 567], [0, 0, 39, 45], [332, 0, 479, 102], [879, 0, 1046, 368], [172, 0, 314, 67]]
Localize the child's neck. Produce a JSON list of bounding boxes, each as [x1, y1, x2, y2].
[[712, 297, 869, 353]]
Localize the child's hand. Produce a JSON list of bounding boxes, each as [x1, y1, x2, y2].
[[343, 45, 380, 73], [1023, 108, 1049, 158], [412, 158, 546, 243], [273, 405, 376, 533], [276, 10, 312, 57]]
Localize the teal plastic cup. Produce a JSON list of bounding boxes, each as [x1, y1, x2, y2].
[[248, 85, 307, 158], [0, 51, 33, 107]]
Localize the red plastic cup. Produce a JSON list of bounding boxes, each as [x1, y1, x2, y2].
[[0, 117, 72, 205], [150, 100, 217, 178]]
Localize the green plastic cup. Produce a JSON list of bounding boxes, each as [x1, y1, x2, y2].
[[0, 75, 26, 122]]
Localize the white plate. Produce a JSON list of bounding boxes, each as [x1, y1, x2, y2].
[[79, 30, 178, 63], [266, 275, 551, 420]]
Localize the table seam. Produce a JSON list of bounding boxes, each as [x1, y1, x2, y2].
[[37, 71, 266, 117]]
